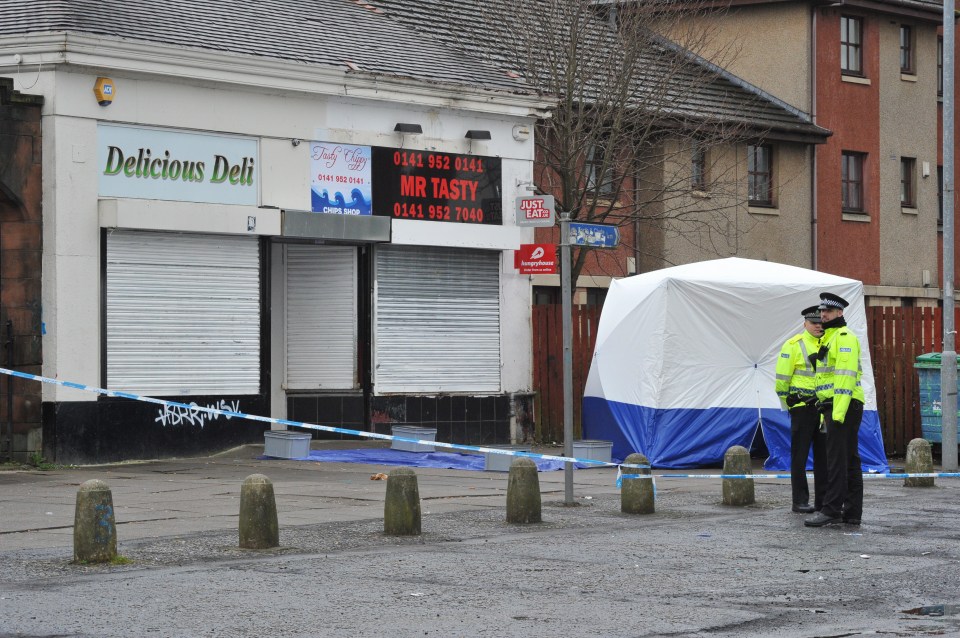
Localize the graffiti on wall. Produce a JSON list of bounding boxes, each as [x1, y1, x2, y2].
[[154, 399, 242, 428]]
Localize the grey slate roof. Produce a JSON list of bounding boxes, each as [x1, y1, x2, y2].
[[0, 0, 532, 93], [367, 0, 830, 141], [0, 0, 828, 140]]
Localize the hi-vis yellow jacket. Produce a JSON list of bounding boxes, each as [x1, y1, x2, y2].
[[775, 330, 819, 410], [814, 325, 864, 423]]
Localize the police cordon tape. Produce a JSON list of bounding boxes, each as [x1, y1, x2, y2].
[[0, 367, 639, 470], [5, 366, 959, 482]]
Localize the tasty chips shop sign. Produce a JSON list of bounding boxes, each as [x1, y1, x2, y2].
[[98, 124, 258, 206]]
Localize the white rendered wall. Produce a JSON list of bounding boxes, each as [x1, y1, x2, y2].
[[26, 66, 538, 403]]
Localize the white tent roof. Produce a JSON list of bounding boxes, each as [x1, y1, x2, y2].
[[584, 257, 876, 411]]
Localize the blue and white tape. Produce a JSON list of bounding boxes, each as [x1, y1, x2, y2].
[[620, 471, 960, 480], [5, 366, 957, 482], [0, 367, 644, 471]]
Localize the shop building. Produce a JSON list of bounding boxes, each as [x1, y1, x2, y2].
[[0, 1, 550, 462]]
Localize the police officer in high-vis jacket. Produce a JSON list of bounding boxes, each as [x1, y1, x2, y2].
[[775, 305, 826, 514], [804, 292, 865, 528]]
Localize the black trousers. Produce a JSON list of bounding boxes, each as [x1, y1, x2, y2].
[[821, 399, 864, 520], [789, 404, 827, 508]]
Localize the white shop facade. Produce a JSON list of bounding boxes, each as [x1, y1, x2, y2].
[[36, 57, 547, 463]]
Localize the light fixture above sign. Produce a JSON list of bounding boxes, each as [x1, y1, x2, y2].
[[394, 123, 423, 134], [465, 130, 492, 140]]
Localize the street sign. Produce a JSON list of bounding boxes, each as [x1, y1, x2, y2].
[[515, 195, 556, 227], [568, 222, 619, 248]]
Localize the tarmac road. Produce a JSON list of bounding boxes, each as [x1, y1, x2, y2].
[[1, 442, 959, 637]]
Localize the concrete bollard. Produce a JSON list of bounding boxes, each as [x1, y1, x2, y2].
[[722, 445, 754, 506], [384, 467, 421, 536], [239, 474, 279, 549], [73, 479, 117, 563], [621, 452, 654, 515], [506, 457, 542, 524], [904, 438, 935, 488]]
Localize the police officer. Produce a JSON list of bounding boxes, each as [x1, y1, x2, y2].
[[804, 292, 865, 528], [775, 305, 826, 514]]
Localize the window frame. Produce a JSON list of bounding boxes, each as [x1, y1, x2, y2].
[[586, 140, 616, 197], [691, 141, 707, 191], [747, 144, 774, 207], [840, 15, 864, 76], [900, 25, 914, 74], [938, 36, 944, 97], [900, 157, 916, 208], [841, 151, 866, 213], [938, 165, 944, 225]]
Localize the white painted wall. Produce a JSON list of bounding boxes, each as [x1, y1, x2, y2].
[[14, 60, 540, 406]]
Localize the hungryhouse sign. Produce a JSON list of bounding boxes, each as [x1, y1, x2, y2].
[[515, 243, 557, 274]]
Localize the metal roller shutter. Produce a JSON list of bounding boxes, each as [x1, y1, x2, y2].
[[374, 245, 501, 393], [285, 245, 358, 390], [106, 230, 261, 396]]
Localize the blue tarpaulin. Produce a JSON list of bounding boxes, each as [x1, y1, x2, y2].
[[582, 258, 890, 473], [262, 448, 596, 471]]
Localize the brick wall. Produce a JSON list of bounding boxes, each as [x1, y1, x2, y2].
[[0, 77, 43, 459]]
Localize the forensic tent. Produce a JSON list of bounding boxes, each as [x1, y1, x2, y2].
[[582, 257, 888, 472]]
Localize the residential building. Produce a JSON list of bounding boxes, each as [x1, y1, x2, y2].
[[671, 0, 948, 307], [369, 0, 833, 306]]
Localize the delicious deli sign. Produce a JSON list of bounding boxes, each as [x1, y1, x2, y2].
[[311, 142, 502, 225], [98, 124, 258, 206]]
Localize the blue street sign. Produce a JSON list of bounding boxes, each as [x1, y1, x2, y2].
[[568, 222, 620, 248]]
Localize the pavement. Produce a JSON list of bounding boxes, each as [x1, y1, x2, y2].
[[1, 440, 959, 637], [0, 440, 626, 551]]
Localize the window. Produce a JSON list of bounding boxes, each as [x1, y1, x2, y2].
[[900, 25, 914, 73], [841, 16, 863, 75], [938, 165, 944, 224], [691, 141, 707, 190], [747, 144, 773, 205], [841, 151, 865, 212], [939, 37, 944, 96], [585, 287, 608, 307], [900, 157, 916, 207], [586, 141, 615, 196], [533, 286, 560, 306]]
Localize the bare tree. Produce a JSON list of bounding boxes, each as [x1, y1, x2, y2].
[[482, 0, 777, 284], [373, 0, 813, 283]]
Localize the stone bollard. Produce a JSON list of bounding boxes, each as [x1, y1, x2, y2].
[[904, 438, 935, 488], [239, 474, 279, 549], [384, 467, 421, 536], [621, 452, 654, 515], [506, 457, 542, 524], [721, 445, 754, 506], [73, 479, 117, 563]]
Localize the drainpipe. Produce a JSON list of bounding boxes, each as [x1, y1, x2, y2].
[[811, 4, 819, 271], [5, 320, 11, 461]]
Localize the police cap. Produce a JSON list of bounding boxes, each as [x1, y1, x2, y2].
[[818, 292, 849, 310], [802, 305, 822, 322]]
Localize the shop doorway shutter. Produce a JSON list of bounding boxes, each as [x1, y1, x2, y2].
[[285, 244, 358, 390], [375, 245, 501, 393], [106, 230, 261, 396]]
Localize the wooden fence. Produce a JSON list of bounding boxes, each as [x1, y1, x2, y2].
[[867, 305, 960, 456], [531, 304, 600, 443], [531, 303, 956, 456]]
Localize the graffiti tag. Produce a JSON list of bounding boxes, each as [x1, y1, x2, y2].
[[154, 400, 241, 428]]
